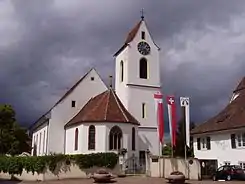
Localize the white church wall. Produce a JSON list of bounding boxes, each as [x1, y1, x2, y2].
[[82, 124, 107, 154], [65, 124, 83, 155], [105, 123, 139, 159], [138, 127, 159, 156], [47, 69, 108, 154], [65, 123, 107, 154], [127, 85, 158, 127], [31, 121, 48, 156], [115, 47, 129, 108]]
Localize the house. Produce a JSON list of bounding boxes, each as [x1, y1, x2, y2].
[[191, 77, 245, 172], [29, 15, 161, 166]]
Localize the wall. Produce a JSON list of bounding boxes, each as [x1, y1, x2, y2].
[[47, 69, 107, 154], [115, 47, 129, 109], [65, 122, 138, 157], [0, 163, 120, 181], [105, 123, 139, 159], [138, 127, 158, 156], [149, 156, 201, 180], [32, 121, 48, 156], [193, 130, 245, 167], [65, 123, 107, 154]]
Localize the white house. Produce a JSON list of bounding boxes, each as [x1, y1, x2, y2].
[[29, 15, 162, 170], [191, 77, 245, 176]]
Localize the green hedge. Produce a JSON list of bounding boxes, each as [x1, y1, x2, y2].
[[0, 152, 118, 175]]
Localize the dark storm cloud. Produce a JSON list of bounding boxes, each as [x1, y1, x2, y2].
[[1, 0, 245, 126]]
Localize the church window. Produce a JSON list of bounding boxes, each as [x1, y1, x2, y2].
[[141, 31, 145, 40], [142, 103, 146, 118], [120, 60, 124, 82], [91, 77, 94, 81], [74, 128, 79, 151], [72, 100, 76, 107], [139, 58, 148, 79], [88, 125, 96, 150], [109, 126, 123, 150], [132, 127, 136, 151]]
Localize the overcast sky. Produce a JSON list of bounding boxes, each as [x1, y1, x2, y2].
[[1, 0, 245, 127]]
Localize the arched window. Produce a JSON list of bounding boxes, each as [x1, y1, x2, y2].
[[109, 126, 123, 150], [120, 60, 124, 82], [88, 125, 96, 150], [74, 128, 79, 151], [132, 127, 136, 151], [139, 58, 148, 79]]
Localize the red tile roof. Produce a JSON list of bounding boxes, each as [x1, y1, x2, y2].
[[191, 77, 245, 135], [65, 89, 140, 128]]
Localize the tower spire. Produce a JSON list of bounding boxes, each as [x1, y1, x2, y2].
[[140, 8, 144, 20]]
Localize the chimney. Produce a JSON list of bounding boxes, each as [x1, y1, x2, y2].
[[109, 75, 113, 88]]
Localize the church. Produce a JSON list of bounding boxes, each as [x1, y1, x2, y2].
[[29, 15, 162, 165]]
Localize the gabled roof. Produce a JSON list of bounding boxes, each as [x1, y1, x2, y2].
[[114, 19, 160, 57], [191, 77, 245, 135], [65, 88, 140, 128], [29, 68, 105, 131]]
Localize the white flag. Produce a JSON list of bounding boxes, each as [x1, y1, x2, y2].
[[180, 97, 190, 148]]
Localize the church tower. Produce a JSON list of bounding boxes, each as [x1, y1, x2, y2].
[[114, 14, 161, 155]]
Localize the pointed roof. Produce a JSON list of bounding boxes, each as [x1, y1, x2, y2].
[[29, 68, 106, 131], [125, 21, 142, 44], [114, 18, 160, 57], [233, 77, 245, 93], [113, 20, 142, 57], [191, 77, 245, 135], [65, 89, 140, 128]]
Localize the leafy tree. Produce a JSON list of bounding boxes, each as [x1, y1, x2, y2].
[[174, 115, 195, 158], [162, 143, 173, 156], [0, 104, 31, 155]]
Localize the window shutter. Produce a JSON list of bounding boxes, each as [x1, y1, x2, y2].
[[231, 134, 236, 149], [197, 138, 201, 150], [206, 137, 211, 150]]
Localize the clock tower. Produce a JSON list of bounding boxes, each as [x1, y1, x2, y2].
[[114, 15, 161, 156]]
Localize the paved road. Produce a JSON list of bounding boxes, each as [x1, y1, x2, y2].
[[2, 176, 245, 184]]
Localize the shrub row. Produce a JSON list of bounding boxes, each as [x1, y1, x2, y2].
[[0, 152, 118, 175]]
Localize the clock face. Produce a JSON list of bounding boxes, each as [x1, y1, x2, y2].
[[137, 41, 151, 55]]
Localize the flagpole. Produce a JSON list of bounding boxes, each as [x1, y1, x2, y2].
[[182, 106, 187, 161], [180, 97, 190, 179], [154, 92, 164, 178]]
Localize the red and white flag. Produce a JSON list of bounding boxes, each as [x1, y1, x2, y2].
[[154, 92, 164, 145], [167, 96, 177, 147]]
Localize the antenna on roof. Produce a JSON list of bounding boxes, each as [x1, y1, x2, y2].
[[109, 75, 113, 88], [140, 8, 144, 20]]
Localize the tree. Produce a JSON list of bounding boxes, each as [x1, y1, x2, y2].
[[174, 116, 195, 158], [0, 104, 31, 155], [162, 143, 173, 156]]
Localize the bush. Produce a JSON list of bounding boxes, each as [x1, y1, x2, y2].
[[0, 152, 118, 175]]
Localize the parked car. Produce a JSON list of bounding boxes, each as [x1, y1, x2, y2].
[[212, 165, 245, 181]]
